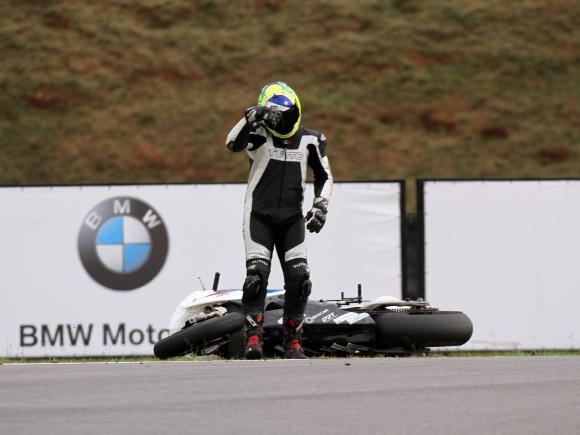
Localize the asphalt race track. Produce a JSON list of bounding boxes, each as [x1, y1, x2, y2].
[[1, 356, 579, 435]]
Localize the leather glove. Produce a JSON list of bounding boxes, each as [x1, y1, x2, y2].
[[306, 198, 328, 233], [244, 106, 281, 127]]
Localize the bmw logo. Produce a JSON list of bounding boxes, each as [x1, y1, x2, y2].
[[78, 197, 169, 291]]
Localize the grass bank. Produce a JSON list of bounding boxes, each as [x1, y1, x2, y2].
[[1, 0, 579, 209], [2, 350, 580, 364]]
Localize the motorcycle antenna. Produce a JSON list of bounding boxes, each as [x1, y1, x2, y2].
[[197, 277, 206, 291], [357, 283, 362, 303]]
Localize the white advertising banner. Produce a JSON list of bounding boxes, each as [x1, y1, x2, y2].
[[0, 182, 402, 357], [423, 180, 580, 349]]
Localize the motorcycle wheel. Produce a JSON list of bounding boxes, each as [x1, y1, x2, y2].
[[223, 304, 245, 359], [374, 311, 473, 349], [154, 312, 244, 360]]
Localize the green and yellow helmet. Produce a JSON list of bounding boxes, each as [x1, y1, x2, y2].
[[257, 81, 301, 139]]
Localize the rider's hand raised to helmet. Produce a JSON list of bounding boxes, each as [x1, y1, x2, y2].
[[245, 106, 281, 127]]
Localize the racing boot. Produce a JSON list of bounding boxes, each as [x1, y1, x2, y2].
[[244, 312, 264, 360], [283, 317, 308, 359]]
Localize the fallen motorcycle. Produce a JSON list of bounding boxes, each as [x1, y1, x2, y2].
[[153, 273, 473, 359]]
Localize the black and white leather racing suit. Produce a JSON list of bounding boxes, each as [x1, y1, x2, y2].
[[226, 117, 333, 317]]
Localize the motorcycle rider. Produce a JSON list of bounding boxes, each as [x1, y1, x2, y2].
[[226, 82, 333, 359]]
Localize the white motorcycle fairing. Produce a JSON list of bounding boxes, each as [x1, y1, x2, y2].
[[168, 288, 285, 334]]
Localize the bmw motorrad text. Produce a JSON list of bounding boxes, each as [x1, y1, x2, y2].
[[19, 324, 169, 347]]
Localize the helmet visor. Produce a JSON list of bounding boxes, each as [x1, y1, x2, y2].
[[265, 94, 300, 136]]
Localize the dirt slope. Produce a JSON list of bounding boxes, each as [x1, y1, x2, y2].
[[1, 0, 579, 206]]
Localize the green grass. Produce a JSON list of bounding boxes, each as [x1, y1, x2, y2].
[[0, 357, 152, 364], [2, 350, 580, 364], [430, 350, 580, 357], [0, 356, 194, 364], [1, 0, 579, 210]]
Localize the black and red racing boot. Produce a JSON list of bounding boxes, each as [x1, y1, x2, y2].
[[283, 317, 308, 359], [244, 312, 264, 360]]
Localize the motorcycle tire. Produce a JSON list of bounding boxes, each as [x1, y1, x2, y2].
[[154, 312, 244, 360], [223, 304, 245, 359], [374, 311, 473, 349], [225, 326, 245, 359]]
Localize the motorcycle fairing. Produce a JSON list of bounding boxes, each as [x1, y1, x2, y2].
[[168, 288, 284, 333], [262, 299, 376, 351]]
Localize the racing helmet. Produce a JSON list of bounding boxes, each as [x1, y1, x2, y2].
[[257, 81, 301, 139]]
